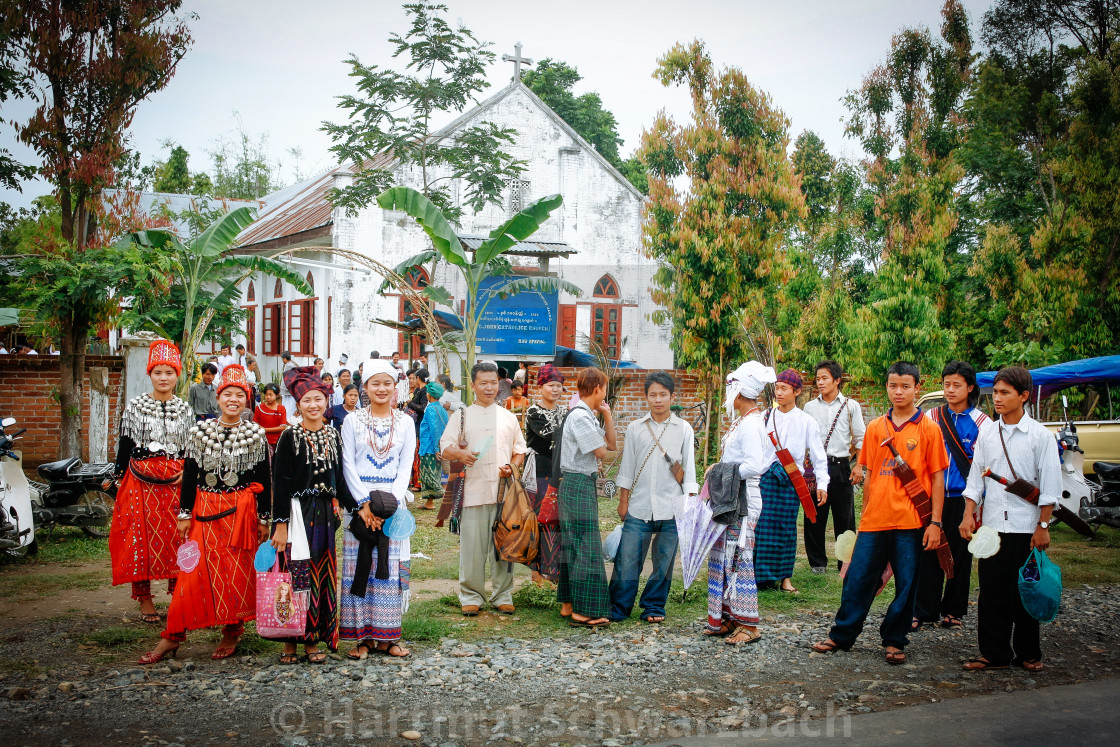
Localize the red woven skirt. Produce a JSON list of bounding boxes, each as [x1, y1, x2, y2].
[[163, 485, 260, 638], [109, 455, 184, 586]]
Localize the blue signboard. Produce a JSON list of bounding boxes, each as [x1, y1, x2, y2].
[[474, 276, 558, 357]]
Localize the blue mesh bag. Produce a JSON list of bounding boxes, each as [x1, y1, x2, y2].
[[1018, 548, 1062, 623]]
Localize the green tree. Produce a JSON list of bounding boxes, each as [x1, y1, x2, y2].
[[376, 187, 580, 401], [523, 58, 648, 194], [640, 40, 805, 455], [153, 144, 193, 193], [208, 124, 283, 200], [122, 208, 314, 392], [1, 0, 192, 458], [322, 1, 524, 223], [0, 26, 33, 191]]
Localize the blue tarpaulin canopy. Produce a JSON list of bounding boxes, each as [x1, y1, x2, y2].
[[977, 356, 1120, 398], [553, 346, 642, 369]]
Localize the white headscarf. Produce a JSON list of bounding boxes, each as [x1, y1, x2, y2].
[[362, 359, 399, 385], [725, 361, 776, 417]]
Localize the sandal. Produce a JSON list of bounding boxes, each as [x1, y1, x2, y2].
[[305, 651, 328, 664], [705, 621, 735, 637], [1015, 658, 1045, 672], [779, 583, 799, 595], [347, 640, 376, 661], [885, 649, 906, 665], [140, 612, 162, 624], [941, 615, 963, 629], [963, 657, 1008, 671], [569, 616, 610, 628], [138, 644, 178, 665], [643, 615, 665, 624], [811, 639, 840, 654], [725, 628, 762, 646], [911, 617, 922, 631], [378, 642, 411, 658], [211, 645, 239, 660], [278, 653, 299, 665]]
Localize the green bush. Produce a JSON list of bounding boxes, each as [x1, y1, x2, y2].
[[512, 580, 557, 610]]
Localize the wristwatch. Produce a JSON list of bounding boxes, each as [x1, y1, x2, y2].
[[1038, 520, 1050, 529], [930, 520, 943, 528]]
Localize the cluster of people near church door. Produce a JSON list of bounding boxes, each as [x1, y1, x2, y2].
[[113, 337, 1061, 673]]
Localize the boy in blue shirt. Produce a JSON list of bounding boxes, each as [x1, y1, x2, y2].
[[915, 360, 991, 629]]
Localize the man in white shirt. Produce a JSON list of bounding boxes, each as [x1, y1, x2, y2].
[[803, 360, 866, 573], [609, 372, 698, 623], [215, 344, 236, 378], [235, 343, 246, 368], [440, 361, 527, 617], [960, 366, 1061, 672]]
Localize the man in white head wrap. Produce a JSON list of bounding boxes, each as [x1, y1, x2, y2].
[[703, 360, 776, 645]]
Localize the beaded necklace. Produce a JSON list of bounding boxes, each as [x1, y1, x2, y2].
[[291, 422, 338, 491], [358, 407, 396, 458]]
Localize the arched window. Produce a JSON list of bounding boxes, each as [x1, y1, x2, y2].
[[591, 275, 621, 359], [274, 278, 283, 298], [246, 281, 256, 301], [593, 274, 619, 298], [305, 271, 314, 290]]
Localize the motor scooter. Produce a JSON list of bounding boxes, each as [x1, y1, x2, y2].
[[33, 455, 116, 538], [1053, 395, 1103, 537], [0, 417, 38, 556]]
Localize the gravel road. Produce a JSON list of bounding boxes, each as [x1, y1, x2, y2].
[[2, 585, 1118, 746]]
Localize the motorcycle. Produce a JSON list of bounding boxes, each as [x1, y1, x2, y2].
[[0, 417, 37, 556], [1053, 395, 1107, 536], [33, 454, 117, 538]]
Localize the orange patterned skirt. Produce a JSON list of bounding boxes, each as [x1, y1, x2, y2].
[[163, 485, 260, 639], [109, 456, 184, 587]]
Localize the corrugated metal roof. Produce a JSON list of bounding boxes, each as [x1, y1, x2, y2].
[[459, 235, 576, 257], [102, 190, 261, 238], [237, 154, 397, 248]]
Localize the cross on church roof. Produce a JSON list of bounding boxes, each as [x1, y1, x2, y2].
[[502, 42, 533, 81]]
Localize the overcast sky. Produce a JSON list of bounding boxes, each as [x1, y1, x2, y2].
[[1, 0, 994, 210]]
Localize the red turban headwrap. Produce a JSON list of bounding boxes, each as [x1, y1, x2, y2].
[[776, 368, 803, 391], [284, 366, 333, 404], [147, 339, 182, 375], [537, 363, 564, 386]]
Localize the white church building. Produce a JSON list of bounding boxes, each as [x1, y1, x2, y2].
[[234, 75, 673, 379]]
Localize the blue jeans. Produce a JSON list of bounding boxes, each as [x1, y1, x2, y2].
[[828, 528, 923, 650], [608, 515, 679, 621]]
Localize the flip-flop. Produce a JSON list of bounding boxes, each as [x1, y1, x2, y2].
[[347, 641, 376, 660], [911, 617, 922, 631], [725, 629, 761, 646], [941, 616, 963, 629], [885, 650, 906, 665], [278, 653, 299, 665], [569, 617, 610, 629], [811, 640, 840, 654], [211, 646, 239, 660], [140, 612, 162, 624], [378, 643, 411, 658], [1014, 658, 1044, 672], [964, 657, 1008, 671], [705, 621, 735, 637], [304, 652, 328, 664], [643, 616, 665, 624]]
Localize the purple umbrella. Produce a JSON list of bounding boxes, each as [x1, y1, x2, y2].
[[674, 485, 724, 589]]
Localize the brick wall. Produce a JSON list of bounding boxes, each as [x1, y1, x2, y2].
[[0, 355, 125, 468]]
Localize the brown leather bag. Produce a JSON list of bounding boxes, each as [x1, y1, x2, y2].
[[493, 462, 540, 566]]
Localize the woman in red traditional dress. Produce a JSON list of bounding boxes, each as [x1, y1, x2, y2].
[[109, 339, 195, 624], [139, 365, 271, 663]]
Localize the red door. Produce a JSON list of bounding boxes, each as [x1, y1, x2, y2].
[[557, 304, 576, 348]]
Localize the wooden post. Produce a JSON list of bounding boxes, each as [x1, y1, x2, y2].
[[89, 366, 110, 463]]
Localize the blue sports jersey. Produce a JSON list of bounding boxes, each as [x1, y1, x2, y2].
[[928, 406, 989, 498]]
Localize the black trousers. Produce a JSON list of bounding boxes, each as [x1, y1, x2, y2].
[[977, 532, 1041, 666], [804, 458, 855, 570], [915, 496, 973, 621]]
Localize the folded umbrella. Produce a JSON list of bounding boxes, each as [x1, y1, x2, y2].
[[674, 486, 723, 589]]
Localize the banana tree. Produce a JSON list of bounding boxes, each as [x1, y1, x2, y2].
[[376, 187, 581, 402], [124, 207, 314, 394]]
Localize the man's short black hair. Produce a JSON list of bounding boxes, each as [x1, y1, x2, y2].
[[993, 365, 1033, 395], [815, 359, 843, 382], [370, 350, 380, 359], [471, 360, 499, 382], [942, 360, 979, 407], [644, 370, 676, 395], [886, 361, 920, 385], [235, 344, 245, 351], [497, 366, 509, 379], [281, 351, 292, 361], [201, 363, 218, 375], [510, 380, 524, 391]]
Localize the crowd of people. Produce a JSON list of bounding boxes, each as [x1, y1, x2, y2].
[[110, 338, 1061, 673]]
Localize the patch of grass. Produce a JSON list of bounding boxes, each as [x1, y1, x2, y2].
[[0, 570, 107, 598], [511, 579, 558, 610], [438, 593, 459, 608], [1049, 524, 1120, 584], [410, 559, 461, 581], [85, 626, 155, 648], [0, 528, 109, 569], [402, 601, 453, 641], [0, 657, 45, 678]]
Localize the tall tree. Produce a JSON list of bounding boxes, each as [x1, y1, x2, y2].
[[640, 40, 805, 452], [523, 58, 648, 194], [1, 0, 192, 458], [152, 143, 192, 193], [322, 0, 524, 223], [843, 1, 973, 375]]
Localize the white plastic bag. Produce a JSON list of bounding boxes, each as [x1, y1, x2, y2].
[[603, 525, 623, 563]]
